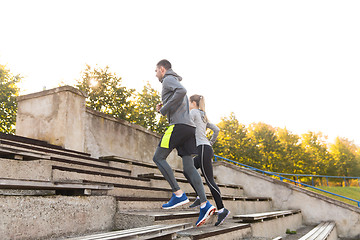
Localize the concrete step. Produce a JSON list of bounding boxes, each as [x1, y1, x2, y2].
[[0, 177, 112, 196], [224, 198, 273, 215], [52, 163, 271, 212], [102, 155, 159, 175], [106, 156, 216, 181], [275, 225, 318, 240], [0, 138, 102, 165], [109, 183, 172, 198], [273, 237, 283, 240], [138, 173, 244, 197], [50, 159, 131, 177], [175, 220, 252, 239], [186, 192, 273, 214], [116, 195, 273, 222], [50, 154, 109, 168], [114, 209, 213, 230], [108, 159, 161, 178], [0, 141, 111, 169], [52, 168, 152, 190], [233, 209, 301, 222], [52, 169, 190, 199], [0, 146, 51, 161], [67, 223, 193, 240], [0, 155, 133, 183], [298, 221, 337, 240], [116, 196, 193, 210], [0, 132, 91, 157], [0, 158, 53, 182], [206, 196, 273, 216], [233, 210, 303, 238], [101, 155, 185, 178]]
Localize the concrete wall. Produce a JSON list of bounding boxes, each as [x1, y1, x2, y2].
[[84, 108, 179, 167], [213, 161, 360, 240], [16, 86, 181, 169], [16, 86, 86, 152], [0, 195, 116, 240]]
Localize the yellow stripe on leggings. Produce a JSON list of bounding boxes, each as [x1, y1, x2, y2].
[[160, 125, 175, 148]]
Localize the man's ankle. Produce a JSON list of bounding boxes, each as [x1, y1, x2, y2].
[[174, 190, 184, 197]]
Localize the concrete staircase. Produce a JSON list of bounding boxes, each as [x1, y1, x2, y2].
[[0, 133, 340, 239]]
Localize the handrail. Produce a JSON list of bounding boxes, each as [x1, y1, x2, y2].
[[214, 155, 360, 207]]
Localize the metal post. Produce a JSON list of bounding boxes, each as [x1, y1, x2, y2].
[[343, 177, 346, 187], [312, 177, 314, 186], [326, 177, 329, 187]]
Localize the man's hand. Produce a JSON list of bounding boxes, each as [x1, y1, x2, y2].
[[156, 103, 163, 113]]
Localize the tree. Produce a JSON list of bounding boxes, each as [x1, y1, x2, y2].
[[131, 82, 168, 134], [75, 65, 167, 134], [0, 65, 21, 134], [213, 112, 251, 165], [276, 127, 304, 174], [210, 113, 360, 179], [330, 137, 360, 178], [75, 65, 135, 121], [300, 131, 333, 176], [247, 122, 283, 172]]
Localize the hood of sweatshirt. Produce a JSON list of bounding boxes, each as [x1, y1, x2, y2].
[[161, 69, 182, 82]]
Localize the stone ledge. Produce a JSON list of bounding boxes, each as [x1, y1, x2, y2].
[[86, 107, 161, 138], [17, 85, 88, 102]]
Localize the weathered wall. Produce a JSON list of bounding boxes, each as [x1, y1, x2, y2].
[[84, 108, 180, 168], [0, 195, 116, 240], [16, 86, 181, 169], [16, 86, 86, 152], [213, 161, 360, 239]]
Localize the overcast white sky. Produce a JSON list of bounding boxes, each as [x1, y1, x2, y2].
[[1, 0, 359, 145]]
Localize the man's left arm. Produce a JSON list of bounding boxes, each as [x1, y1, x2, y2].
[[160, 78, 186, 115]]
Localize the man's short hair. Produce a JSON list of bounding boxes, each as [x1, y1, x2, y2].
[[157, 59, 172, 70]]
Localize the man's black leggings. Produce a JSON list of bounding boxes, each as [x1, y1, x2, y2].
[[185, 144, 224, 210]]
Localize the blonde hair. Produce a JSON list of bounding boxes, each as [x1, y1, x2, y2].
[[190, 94, 208, 122]]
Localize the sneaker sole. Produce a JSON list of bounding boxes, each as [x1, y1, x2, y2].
[[162, 199, 189, 210], [196, 206, 216, 227], [215, 210, 230, 226]]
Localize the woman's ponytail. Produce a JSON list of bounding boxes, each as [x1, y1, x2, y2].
[[190, 94, 208, 123]]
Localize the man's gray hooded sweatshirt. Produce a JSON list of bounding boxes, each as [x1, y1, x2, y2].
[[159, 69, 195, 127]]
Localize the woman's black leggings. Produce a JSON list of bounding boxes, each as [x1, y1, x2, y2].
[[185, 144, 224, 210]]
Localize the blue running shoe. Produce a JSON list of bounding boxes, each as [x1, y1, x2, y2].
[[196, 201, 216, 227], [162, 193, 189, 209]]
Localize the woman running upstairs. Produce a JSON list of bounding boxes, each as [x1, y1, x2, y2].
[[187, 94, 230, 226]]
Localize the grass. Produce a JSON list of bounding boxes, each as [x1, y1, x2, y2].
[[305, 186, 360, 207]]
